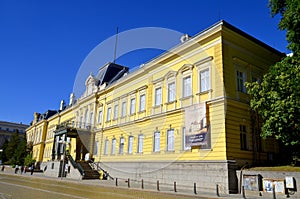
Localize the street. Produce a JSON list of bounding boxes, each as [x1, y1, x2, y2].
[[0, 173, 215, 199]]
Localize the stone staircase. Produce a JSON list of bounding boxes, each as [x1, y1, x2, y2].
[[77, 161, 100, 180]]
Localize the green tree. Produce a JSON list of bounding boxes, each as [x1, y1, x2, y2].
[[12, 134, 28, 165], [0, 140, 9, 163], [269, 0, 300, 54], [246, 0, 300, 147], [4, 130, 20, 164], [246, 55, 300, 145], [24, 153, 36, 167]]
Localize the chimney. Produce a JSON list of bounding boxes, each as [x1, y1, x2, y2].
[[33, 112, 40, 124], [69, 93, 75, 106], [59, 100, 65, 111]]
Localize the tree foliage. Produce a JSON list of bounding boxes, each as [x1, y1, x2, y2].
[[246, 0, 300, 147], [1, 131, 29, 165], [269, 0, 300, 54], [245, 55, 300, 145]]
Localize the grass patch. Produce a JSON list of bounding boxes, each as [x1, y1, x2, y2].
[[247, 165, 300, 172]]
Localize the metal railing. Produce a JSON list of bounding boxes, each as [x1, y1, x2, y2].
[[56, 121, 96, 132], [66, 154, 85, 177], [88, 160, 114, 180]]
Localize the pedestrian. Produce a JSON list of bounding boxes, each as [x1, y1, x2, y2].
[[15, 165, 19, 174], [30, 164, 34, 175], [64, 163, 68, 176], [1, 165, 4, 171], [20, 165, 24, 174]]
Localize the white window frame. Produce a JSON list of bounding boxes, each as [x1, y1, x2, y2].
[[167, 129, 175, 151], [137, 134, 144, 153], [89, 112, 94, 126], [153, 131, 160, 152], [182, 127, 191, 151], [93, 140, 98, 155], [121, 101, 126, 117], [182, 75, 192, 98], [236, 70, 246, 93], [98, 110, 103, 124], [155, 87, 162, 106], [104, 139, 109, 155], [139, 94, 146, 112], [106, 107, 112, 121], [128, 136, 134, 154], [200, 69, 210, 92], [167, 82, 176, 102], [111, 138, 116, 155], [119, 137, 124, 154], [130, 98, 136, 115], [113, 104, 119, 120]]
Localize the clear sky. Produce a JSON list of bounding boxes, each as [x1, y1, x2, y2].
[[0, 0, 289, 125]]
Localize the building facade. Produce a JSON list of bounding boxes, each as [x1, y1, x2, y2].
[[0, 121, 28, 149], [26, 21, 283, 193]]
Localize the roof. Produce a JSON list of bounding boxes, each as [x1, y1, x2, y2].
[[96, 62, 129, 86]]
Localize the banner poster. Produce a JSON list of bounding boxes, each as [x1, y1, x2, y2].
[[185, 103, 208, 147], [243, 175, 259, 191]]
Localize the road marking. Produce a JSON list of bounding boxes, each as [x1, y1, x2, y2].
[[0, 181, 88, 199]]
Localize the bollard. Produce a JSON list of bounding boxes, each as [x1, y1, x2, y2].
[[194, 182, 197, 194], [115, 178, 118, 186], [174, 181, 177, 192], [141, 179, 144, 189], [241, 185, 246, 199], [128, 178, 130, 188], [216, 184, 220, 197], [272, 184, 276, 199], [157, 180, 160, 191]]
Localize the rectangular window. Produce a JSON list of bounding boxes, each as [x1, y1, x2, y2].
[[128, 136, 134, 154], [113, 104, 118, 120], [90, 112, 94, 126], [182, 127, 191, 150], [183, 76, 191, 97], [200, 69, 210, 92], [106, 107, 111, 121], [139, 94, 146, 112], [98, 111, 103, 124], [104, 139, 109, 155], [121, 102, 126, 117], [153, 131, 160, 152], [155, 87, 162, 106], [167, 129, 175, 151], [130, 98, 136, 115], [240, 125, 248, 150], [237, 70, 246, 93], [137, 134, 144, 153], [168, 82, 175, 102], [119, 137, 124, 154], [111, 139, 116, 155], [93, 140, 98, 155]]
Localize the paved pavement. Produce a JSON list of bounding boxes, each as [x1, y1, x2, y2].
[[0, 165, 296, 199]]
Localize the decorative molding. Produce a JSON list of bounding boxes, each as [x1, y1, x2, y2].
[[178, 64, 194, 74], [194, 56, 213, 66]]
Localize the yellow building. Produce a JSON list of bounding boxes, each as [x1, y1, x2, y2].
[[26, 20, 283, 193]]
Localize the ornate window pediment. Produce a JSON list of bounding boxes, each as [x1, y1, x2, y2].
[[178, 64, 193, 74]]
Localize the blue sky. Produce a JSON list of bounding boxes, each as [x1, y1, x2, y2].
[[0, 0, 288, 125]]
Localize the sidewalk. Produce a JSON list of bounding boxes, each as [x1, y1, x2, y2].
[[0, 166, 296, 199]]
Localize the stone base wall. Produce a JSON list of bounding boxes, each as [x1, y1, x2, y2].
[[42, 161, 82, 180], [100, 160, 238, 194]]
